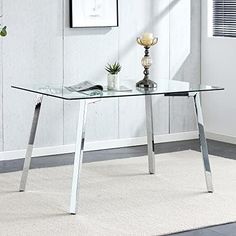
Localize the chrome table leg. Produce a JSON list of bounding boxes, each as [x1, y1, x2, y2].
[[19, 95, 43, 192], [194, 93, 213, 193], [145, 95, 155, 174], [70, 100, 88, 215]]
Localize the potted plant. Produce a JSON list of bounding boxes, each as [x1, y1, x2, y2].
[[105, 62, 121, 90]]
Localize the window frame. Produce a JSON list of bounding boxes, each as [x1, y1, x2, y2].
[[210, 0, 236, 38]]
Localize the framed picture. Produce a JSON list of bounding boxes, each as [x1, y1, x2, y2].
[[70, 0, 119, 28]]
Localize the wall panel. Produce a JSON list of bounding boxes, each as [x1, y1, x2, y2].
[[118, 0, 147, 139], [169, 0, 200, 133], [3, 0, 64, 150], [63, 0, 119, 144], [118, 0, 169, 139], [151, 0, 170, 135]]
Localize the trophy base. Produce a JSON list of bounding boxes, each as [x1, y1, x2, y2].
[[136, 79, 157, 89]]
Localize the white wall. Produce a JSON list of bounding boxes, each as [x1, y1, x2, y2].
[[201, 0, 236, 144], [0, 0, 201, 156]]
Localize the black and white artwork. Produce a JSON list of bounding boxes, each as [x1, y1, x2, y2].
[[70, 0, 118, 28]]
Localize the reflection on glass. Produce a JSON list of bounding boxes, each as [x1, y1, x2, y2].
[[12, 79, 224, 101]]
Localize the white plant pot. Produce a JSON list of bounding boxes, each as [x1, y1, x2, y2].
[[107, 74, 120, 90]]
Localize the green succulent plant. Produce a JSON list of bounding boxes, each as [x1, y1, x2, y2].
[[105, 62, 121, 75], [0, 15, 7, 37], [0, 26, 7, 37]]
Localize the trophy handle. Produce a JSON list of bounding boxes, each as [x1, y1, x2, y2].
[[151, 38, 158, 46], [137, 37, 143, 46]]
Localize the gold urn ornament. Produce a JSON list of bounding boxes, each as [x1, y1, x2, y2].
[[136, 33, 158, 89]]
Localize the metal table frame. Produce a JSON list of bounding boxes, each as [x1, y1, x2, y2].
[[19, 92, 213, 215]]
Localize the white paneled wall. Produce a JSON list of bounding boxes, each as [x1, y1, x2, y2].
[[151, 0, 171, 136], [119, 0, 152, 139], [0, 0, 201, 152], [170, 0, 200, 133], [3, 0, 64, 151]]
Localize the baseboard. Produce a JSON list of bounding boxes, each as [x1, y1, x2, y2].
[[0, 131, 198, 161], [206, 132, 236, 145]]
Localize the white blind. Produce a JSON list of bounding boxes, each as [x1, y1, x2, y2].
[[213, 0, 236, 37]]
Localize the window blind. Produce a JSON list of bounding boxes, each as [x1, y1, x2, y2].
[[213, 0, 236, 37]]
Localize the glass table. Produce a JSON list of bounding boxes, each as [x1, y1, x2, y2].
[[12, 79, 224, 215]]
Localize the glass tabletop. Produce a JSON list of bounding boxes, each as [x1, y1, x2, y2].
[[12, 79, 224, 100]]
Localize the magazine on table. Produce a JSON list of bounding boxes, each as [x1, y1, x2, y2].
[[65, 81, 103, 92], [65, 81, 132, 95]]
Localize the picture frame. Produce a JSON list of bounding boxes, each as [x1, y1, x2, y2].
[[70, 0, 119, 28]]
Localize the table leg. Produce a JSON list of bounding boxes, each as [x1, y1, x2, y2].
[[19, 95, 43, 192], [145, 95, 155, 174], [69, 100, 88, 215], [193, 93, 213, 193]]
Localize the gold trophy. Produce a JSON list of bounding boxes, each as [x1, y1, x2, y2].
[[136, 33, 158, 89]]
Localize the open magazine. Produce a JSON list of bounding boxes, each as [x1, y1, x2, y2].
[[65, 81, 132, 95], [65, 81, 103, 92]]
